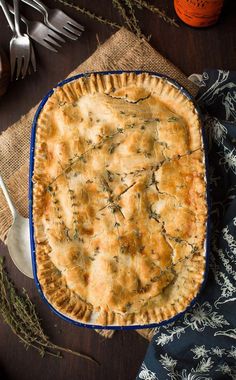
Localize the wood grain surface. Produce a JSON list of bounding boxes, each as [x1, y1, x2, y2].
[[0, 1, 235, 379]]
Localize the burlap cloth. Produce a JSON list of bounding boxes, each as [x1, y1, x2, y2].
[[0, 27, 198, 341]]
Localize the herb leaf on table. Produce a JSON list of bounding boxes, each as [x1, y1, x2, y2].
[[0, 256, 99, 365]]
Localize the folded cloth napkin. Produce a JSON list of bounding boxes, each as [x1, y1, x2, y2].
[[136, 69, 236, 379]]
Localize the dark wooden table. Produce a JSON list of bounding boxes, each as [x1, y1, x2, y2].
[[0, 1, 235, 379]]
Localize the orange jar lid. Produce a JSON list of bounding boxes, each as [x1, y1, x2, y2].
[[174, 0, 224, 28]]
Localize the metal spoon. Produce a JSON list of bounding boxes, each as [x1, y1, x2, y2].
[[0, 175, 33, 278]]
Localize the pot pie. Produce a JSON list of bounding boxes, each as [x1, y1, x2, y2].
[[32, 72, 207, 327]]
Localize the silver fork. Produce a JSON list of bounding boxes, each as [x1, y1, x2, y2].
[[22, 0, 84, 40], [0, 0, 35, 78], [0, 0, 30, 79], [8, 4, 65, 52], [12, 0, 31, 78]]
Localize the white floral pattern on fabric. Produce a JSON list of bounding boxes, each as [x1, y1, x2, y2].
[[228, 346, 236, 359], [218, 147, 236, 174], [138, 363, 159, 380], [159, 354, 213, 380], [191, 346, 210, 359], [205, 117, 227, 148], [215, 329, 236, 340], [216, 363, 236, 379], [198, 70, 236, 121], [210, 218, 236, 309], [155, 303, 229, 346], [211, 346, 226, 357]]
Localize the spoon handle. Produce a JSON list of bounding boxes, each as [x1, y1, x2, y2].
[[0, 175, 17, 219]]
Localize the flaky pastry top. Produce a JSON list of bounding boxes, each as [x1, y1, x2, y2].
[[32, 72, 207, 326]]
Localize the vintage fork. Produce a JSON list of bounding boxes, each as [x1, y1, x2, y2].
[[0, 0, 35, 77], [12, 0, 31, 78], [22, 0, 84, 40], [8, 4, 65, 52], [0, 0, 31, 79]]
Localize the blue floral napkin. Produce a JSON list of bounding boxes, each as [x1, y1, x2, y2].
[[136, 70, 236, 380]]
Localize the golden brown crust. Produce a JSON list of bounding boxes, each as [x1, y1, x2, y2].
[[33, 72, 207, 326]]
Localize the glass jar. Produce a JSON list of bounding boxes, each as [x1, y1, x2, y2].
[[174, 0, 224, 27]]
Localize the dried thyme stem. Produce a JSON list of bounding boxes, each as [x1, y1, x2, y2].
[[46, 343, 99, 364], [54, 0, 178, 34], [55, 0, 122, 29], [132, 0, 179, 27], [0, 257, 99, 365], [112, 0, 134, 30], [123, 0, 142, 37]]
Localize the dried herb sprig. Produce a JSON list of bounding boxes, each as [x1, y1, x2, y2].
[[112, 0, 134, 31], [0, 257, 99, 365], [56, 0, 122, 29], [132, 0, 179, 27], [54, 0, 178, 38], [123, 0, 142, 37]]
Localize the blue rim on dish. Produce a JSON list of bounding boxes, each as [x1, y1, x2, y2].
[[29, 70, 210, 330]]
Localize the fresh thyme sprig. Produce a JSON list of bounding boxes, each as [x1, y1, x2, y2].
[[0, 257, 99, 365]]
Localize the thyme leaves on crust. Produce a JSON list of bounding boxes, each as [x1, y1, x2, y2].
[[46, 103, 201, 190], [0, 257, 99, 365]]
